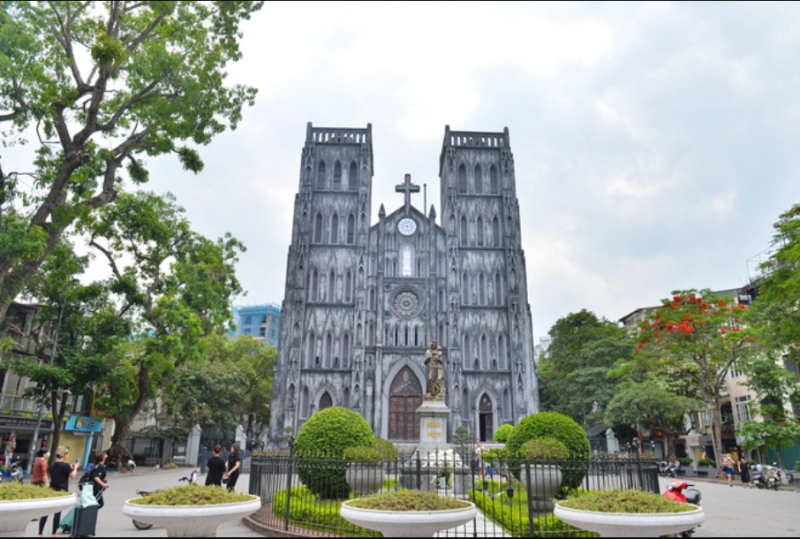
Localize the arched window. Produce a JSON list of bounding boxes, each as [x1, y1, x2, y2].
[[324, 333, 332, 368], [319, 391, 333, 410], [306, 331, 315, 367], [330, 214, 339, 244], [343, 387, 350, 408], [328, 270, 335, 302], [503, 389, 511, 420], [347, 214, 355, 244], [345, 271, 352, 302], [301, 387, 310, 417], [333, 161, 342, 190], [490, 165, 499, 194], [342, 333, 350, 368], [495, 274, 503, 305], [499, 334, 507, 370], [356, 323, 363, 346], [462, 272, 469, 305], [369, 322, 376, 345], [481, 334, 489, 369], [463, 335, 471, 368], [492, 216, 501, 247], [314, 213, 323, 243], [462, 388, 470, 419], [401, 244, 413, 277], [460, 216, 468, 246], [438, 289, 445, 311], [348, 161, 358, 191], [404, 326, 409, 347], [369, 288, 376, 310], [479, 273, 486, 305], [474, 165, 483, 194], [458, 164, 467, 194], [316, 161, 326, 189], [311, 269, 319, 301], [385, 256, 393, 277], [476, 217, 484, 247], [414, 327, 419, 347]]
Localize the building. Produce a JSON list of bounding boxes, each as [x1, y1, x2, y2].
[[268, 123, 540, 445], [230, 304, 281, 349]]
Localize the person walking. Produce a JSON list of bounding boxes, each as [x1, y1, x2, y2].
[[722, 453, 736, 487], [38, 446, 79, 537], [205, 445, 226, 487], [223, 444, 242, 492], [31, 449, 49, 488], [91, 451, 109, 508], [473, 443, 485, 480], [738, 455, 752, 489]]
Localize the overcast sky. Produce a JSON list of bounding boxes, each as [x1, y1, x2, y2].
[[9, 1, 800, 340]]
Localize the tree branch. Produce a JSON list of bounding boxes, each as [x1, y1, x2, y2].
[[126, 12, 169, 53], [89, 239, 123, 281]]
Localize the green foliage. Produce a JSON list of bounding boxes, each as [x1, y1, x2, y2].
[[347, 490, 470, 511], [493, 423, 515, 443], [129, 484, 253, 506], [507, 412, 591, 489], [533, 515, 598, 538], [343, 446, 382, 462], [697, 458, 716, 468], [273, 486, 376, 537], [0, 1, 263, 322], [519, 438, 569, 462], [453, 425, 473, 448], [0, 483, 75, 501], [678, 457, 693, 467], [559, 489, 696, 514], [373, 439, 398, 460], [538, 310, 633, 425], [295, 407, 375, 499]]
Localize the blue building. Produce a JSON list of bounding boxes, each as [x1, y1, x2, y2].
[[230, 304, 281, 349]]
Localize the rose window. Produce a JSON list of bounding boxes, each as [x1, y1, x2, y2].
[[393, 290, 420, 317]]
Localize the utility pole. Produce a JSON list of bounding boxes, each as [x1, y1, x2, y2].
[[26, 302, 65, 475], [424, 183, 429, 343]]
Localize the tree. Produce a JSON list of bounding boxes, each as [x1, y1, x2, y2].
[[631, 289, 757, 470], [0, 1, 261, 323], [86, 191, 244, 466], [738, 351, 800, 471], [538, 310, 632, 425]]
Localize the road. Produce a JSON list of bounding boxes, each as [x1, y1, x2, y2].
[[19, 467, 262, 537]]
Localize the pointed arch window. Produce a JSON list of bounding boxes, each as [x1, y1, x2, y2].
[[347, 215, 355, 244], [324, 333, 332, 368], [492, 216, 501, 246], [349, 161, 358, 191], [333, 161, 342, 190], [342, 333, 350, 368], [460, 216, 468, 246], [490, 165, 499, 194], [314, 213, 323, 243], [479, 273, 486, 305], [462, 272, 469, 305], [495, 274, 503, 305], [458, 164, 467, 194], [462, 389, 470, 419], [317, 161, 326, 189], [499, 334, 507, 370], [438, 289, 445, 311], [319, 391, 333, 410], [481, 334, 489, 369], [463, 335, 471, 369], [475, 165, 483, 194], [311, 269, 319, 302], [345, 271, 352, 302], [328, 270, 335, 302], [306, 331, 315, 368], [477, 217, 484, 247], [330, 214, 339, 244], [369, 288, 376, 310], [301, 387, 310, 417]]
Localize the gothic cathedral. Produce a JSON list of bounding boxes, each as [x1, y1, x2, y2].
[[268, 123, 539, 444]]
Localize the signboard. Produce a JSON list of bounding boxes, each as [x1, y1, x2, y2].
[[64, 416, 104, 434], [0, 416, 53, 430]]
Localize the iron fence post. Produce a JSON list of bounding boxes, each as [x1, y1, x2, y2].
[[283, 438, 295, 531], [524, 459, 534, 538], [416, 450, 421, 490]]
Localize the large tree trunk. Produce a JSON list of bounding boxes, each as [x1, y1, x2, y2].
[[775, 443, 786, 472], [108, 413, 135, 471], [47, 391, 70, 466], [712, 400, 726, 479]]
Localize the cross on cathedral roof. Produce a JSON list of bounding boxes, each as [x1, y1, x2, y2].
[[395, 173, 420, 214]]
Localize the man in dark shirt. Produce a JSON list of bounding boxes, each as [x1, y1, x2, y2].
[[91, 451, 109, 508], [205, 445, 226, 487]]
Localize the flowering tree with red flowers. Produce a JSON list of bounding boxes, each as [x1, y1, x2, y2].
[[633, 289, 757, 469]]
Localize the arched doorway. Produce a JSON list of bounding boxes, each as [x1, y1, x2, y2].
[[388, 366, 423, 441], [479, 394, 494, 442], [319, 392, 333, 410]]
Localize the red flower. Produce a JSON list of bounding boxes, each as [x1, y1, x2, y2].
[[718, 300, 727, 307]]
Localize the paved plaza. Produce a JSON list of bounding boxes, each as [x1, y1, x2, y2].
[[15, 468, 800, 537]]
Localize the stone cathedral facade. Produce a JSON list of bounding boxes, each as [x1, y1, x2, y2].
[[268, 123, 539, 445]]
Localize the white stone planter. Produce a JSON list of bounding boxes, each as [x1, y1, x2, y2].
[[0, 493, 77, 537], [340, 500, 478, 538], [346, 463, 384, 496], [122, 495, 261, 537], [521, 464, 562, 512], [554, 504, 705, 538]]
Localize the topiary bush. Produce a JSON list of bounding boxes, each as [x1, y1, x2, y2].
[[506, 412, 591, 489], [493, 423, 515, 443], [373, 439, 398, 460], [518, 437, 569, 462], [697, 458, 716, 468], [295, 407, 376, 499]]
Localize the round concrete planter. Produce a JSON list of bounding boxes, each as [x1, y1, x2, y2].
[[346, 463, 384, 496], [122, 495, 261, 537], [520, 464, 562, 512], [0, 493, 77, 537], [340, 500, 477, 537], [554, 504, 705, 538]]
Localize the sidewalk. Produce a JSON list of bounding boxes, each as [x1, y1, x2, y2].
[[672, 473, 797, 492]]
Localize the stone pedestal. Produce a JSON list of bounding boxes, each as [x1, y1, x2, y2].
[[417, 400, 451, 452]]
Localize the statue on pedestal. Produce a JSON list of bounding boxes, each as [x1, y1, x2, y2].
[[424, 340, 445, 401]]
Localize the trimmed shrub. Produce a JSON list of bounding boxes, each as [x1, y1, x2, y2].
[[519, 437, 569, 462], [373, 439, 398, 460], [678, 457, 693, 467], [295, 407, 375, 499], [493, 423, 515, 443], [274, 486, 376, 537], [343, 446, 382, 462], [698, 458, 716, 468], [506, 412, 591, 489]]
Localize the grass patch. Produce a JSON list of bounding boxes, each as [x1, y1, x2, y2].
[[559, 490, 696, 514], [346, 490, 470, 511], [0, 483, 74, 501], [129, 484, 253, 506]]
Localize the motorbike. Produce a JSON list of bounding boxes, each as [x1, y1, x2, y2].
[[1, 460, 24, 483], [658, 461, 677, 478], [663, 480, 702, 537]]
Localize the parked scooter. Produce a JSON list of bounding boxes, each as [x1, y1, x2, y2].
[[658, 461, 677, 478], [663, 480, 702, 537], [1, 460, 23, 483], [763, 464, 781, 490]]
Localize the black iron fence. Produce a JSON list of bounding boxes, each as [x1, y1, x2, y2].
[[248, 451, 660, 537]]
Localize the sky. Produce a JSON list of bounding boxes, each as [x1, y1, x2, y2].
[[7, 1, 800, 341]]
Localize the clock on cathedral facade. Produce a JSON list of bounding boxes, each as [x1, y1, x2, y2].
[[268, 123, 540, 445]]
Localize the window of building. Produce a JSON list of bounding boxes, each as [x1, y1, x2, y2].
[[492, 216, 501, 246], [330, 214, 339, 244], [462, 273, 469, 305], [316, 161, 326, 189], [333, 161, 342, 190], [474, 165, 483, 194], [730, 361, 745, 378], [245, 315, 252, 325], [458, 165, 467, 194], [490, 165, 499, 194], [735, 395, 752, 423], [314, 213, 323, 243], [345, 271, 352, 302], [476, 217, 484, 247], [347, 214, 355, 244], [479, 273, 486, 305], [460, 216, 468, 246], [349, 161, 358, 191]]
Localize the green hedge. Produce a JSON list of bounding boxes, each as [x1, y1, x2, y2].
[[494, 423, 515, 443], [295, 407, 376, 499], [273, 486, 377, 537]]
